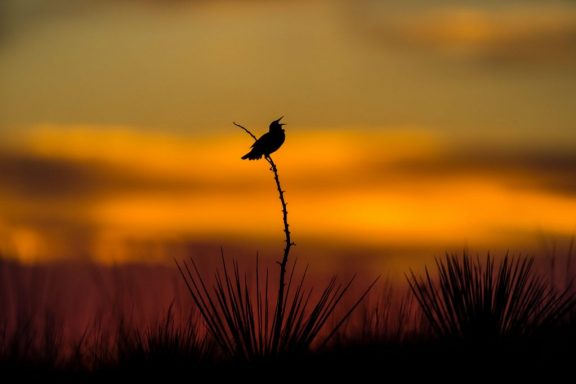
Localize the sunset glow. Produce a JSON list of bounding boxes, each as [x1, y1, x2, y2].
[[1, 125, 575, 266], [1, 0, 575, 269]]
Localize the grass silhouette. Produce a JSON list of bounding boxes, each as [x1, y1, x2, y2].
[[407, 252, 576, 341], [109, 304, 211, 374], [2, 253, 576, 378]]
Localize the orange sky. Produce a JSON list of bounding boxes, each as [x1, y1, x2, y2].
[[1, 125, 575, 270], [1, 1, 575, 271]]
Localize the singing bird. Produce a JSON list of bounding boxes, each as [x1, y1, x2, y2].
[[241, 117, 286, 160]]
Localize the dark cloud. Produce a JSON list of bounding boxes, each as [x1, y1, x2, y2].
[[0, 151, 265, 202], [0, 154, 102, 199], [0, 152, 192, 200], [385, 147, 576, 196]]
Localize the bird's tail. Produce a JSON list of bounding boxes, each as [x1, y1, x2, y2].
[[241, 152, 262, 160]]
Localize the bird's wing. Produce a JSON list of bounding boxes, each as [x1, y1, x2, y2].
[[251, 132, 271, 150]]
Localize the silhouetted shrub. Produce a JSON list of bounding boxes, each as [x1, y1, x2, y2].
[[407, 253, 576, 341]]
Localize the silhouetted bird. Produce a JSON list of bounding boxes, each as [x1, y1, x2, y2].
[[241, 117, 286, 160]]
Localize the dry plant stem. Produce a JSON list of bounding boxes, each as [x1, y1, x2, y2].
[[234, 122, 294, 351], [265, 154, 294, 349]]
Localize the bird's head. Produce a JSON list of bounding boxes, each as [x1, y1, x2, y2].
[[269, 116, 285, 132]]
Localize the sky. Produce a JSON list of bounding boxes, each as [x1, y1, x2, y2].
[[1, 0, 576, 272]]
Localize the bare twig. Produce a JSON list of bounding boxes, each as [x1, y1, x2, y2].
[[233, 122, 257, 141]]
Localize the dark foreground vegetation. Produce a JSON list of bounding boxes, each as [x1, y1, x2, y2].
[[2, 252, 576, 381]]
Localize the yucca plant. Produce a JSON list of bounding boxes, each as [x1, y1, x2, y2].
[[407, 253, 576, 341], [176, 121, 377, 360], [177, 254, 375, 359]]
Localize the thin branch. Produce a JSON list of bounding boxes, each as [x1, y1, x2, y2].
[[233, 122, 257, 141], [236, 121, 294, 353]]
